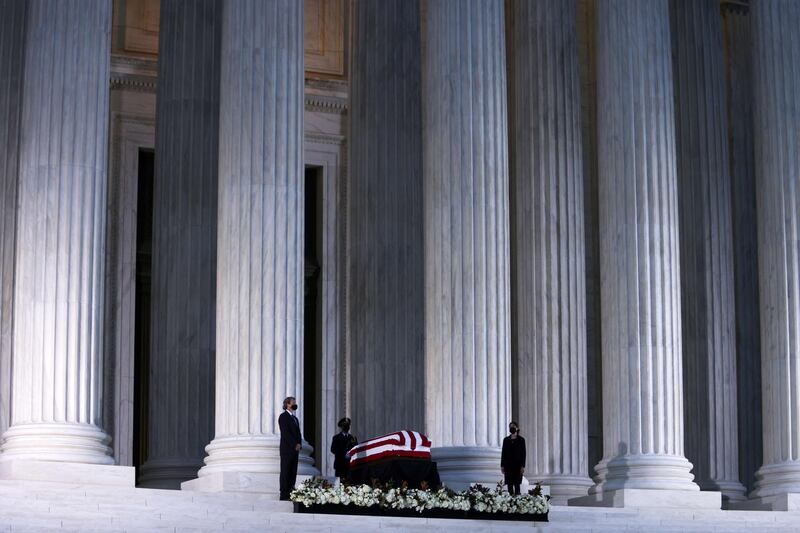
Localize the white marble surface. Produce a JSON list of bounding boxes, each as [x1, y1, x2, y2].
[[0, 0, 26, 441], [507, 0, 592, 504], [591, 0, 697, 495], [0, 479, 799, 532], [572, 488, 720, 509], [102, 64, 346, 475], [575, 0, 604, 476], [421, 0, 511, 487], [347, 0, 426, 441], [195, 0, 317, 486], [0, 460, 134, 487], [139, 0, 221, 489], [751, 0, 800, 502], [669, 0, 745, 503], [104, 111, 154, 467], [0, 0, 114, 466], [303, 135, 346, 478], [722, 5, 763, 496]]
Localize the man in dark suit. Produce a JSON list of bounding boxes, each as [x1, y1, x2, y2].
[[278, 396, 302, 500], [330, 417, 357, 481]]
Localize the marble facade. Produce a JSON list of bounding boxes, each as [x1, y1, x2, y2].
[[0, 0, 797, 513]]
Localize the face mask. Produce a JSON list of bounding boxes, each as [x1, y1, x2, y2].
[[509, 427, 517, 434], [291, 404, 299, 411], [342, 424, 350, 432]]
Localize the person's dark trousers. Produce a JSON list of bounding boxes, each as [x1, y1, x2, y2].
[[279, 452, 299, 500], [508, 483, 521, 495]]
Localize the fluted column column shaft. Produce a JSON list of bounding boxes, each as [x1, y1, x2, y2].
[[421, 0, 511, 487], [194, 0, 316, 485], [722, 5, 762, 495], [591, 0, 696, 492], [751, 0, 800, 499], [508, 0, 591, 503], [0, 0, 26, 439], [140, 0, 221, 489], [0, 0, 113, 464], [348, 0, 425, 438], [669, 0, 745, 502]]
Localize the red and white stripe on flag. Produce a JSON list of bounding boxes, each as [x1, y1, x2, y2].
[[345, 430, 432, 467]]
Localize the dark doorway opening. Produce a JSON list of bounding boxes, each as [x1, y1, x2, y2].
[[304, 166, 323, 469], [133, 149, 155, 480]]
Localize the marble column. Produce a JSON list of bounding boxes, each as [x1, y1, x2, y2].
[[507, 0, 592, 503], [669, 0, 746, 504], [138, 0, 221, 489], [573, 0, 717, 507], [722, 3, 762, 496], [0, 0, 26, 440], [184, 0, 317, 494], [0, 0, 121, 474], [421, 0, 511, 488], [348, 0, 425, 439], [576, 0, 604, 478], [751, 0, 800, 506]]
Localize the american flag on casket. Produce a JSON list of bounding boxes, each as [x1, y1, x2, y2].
[[345, 430, 432, 467]]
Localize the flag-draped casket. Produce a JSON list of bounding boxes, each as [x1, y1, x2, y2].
[[346, 430, 432, 467], [345, 430, 440, 488]]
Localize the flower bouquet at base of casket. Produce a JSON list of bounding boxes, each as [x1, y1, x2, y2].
[[290, 430, 549, 521], [290, 478, 549, 521], [465, 482, 549, 521]]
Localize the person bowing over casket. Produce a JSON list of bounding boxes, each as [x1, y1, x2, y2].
[[330, 417, 358, 481]]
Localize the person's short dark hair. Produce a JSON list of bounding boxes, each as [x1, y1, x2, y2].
[[283, 396, 296, 409], [338, 417, 351, 428]]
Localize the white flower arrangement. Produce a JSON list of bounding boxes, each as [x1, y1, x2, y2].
[[290, 478, 550, 516]]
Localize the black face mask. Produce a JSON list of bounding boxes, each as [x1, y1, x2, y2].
[[342, 424, 350, 432], [291, 404, 299, 411], [509, 427, 517, 434]]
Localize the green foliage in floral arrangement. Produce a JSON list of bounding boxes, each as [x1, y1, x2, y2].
[[289, 477, 550, 515]]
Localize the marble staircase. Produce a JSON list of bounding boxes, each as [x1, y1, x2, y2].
[[0, 481, 798, 532]]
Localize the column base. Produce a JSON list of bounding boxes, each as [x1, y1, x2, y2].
[[696, 478, 747, 507], [751, 461, 800, 500], [181, 471, 280, 495], [531, 474, 593, 504], [181, 471, 320, 496], [0, 422, 114, 465], [569, 488, 721, 509], [431, 446, 504, 491], [588, 454, 699, 492], [569, 454, 718, 508], [732, 493, 800, 512], [138, 457, 203, 489], [0, 460, 134, 486], [183, 435, 318, 495]]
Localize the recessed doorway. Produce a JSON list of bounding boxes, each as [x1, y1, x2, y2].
[[132, 148, 154, 478], [304, 165, 324, 471]]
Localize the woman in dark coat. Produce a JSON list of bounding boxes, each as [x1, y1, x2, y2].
[[501, 421, 526, 495], [330, 417, 358, 481]]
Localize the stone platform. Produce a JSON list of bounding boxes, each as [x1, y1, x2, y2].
[[0, 480, 798, 532]]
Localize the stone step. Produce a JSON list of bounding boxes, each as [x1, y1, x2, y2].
[[2, 480, 800, 532]]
